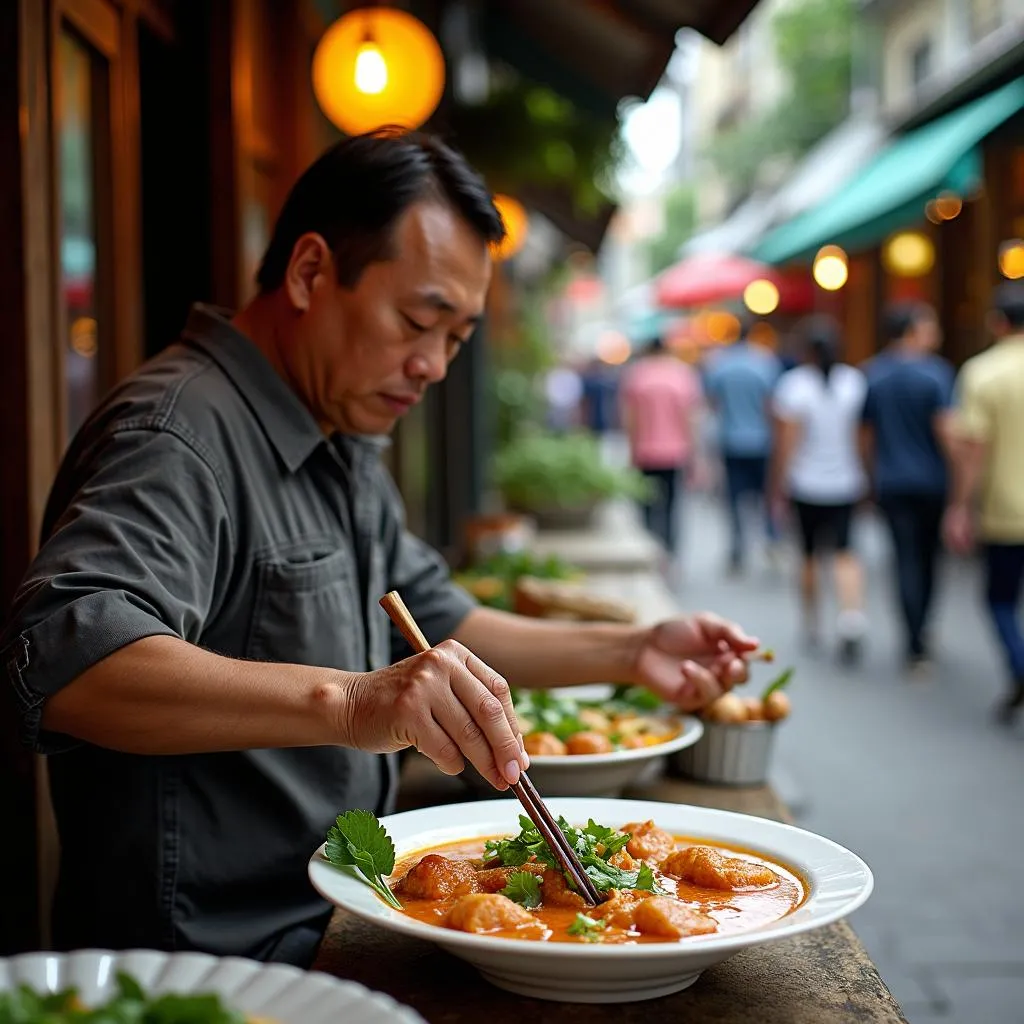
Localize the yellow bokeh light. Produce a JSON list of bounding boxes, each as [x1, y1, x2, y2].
[[934, 191, 963, 221], [490, 194, 529, 262], [743, 279, 780, 316], [813, 245, 849, 291], [597, 331, 631, 365], [882, 231, 935, 278], [748, 320, 778, 349], [999, 239, 1024, 280], [69, 316, 98, 358], [312, 9, 445, 135]]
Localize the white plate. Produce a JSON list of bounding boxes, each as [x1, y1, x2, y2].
[[0, 949, 425, 1024], [464, 714, 704, 797], [309, 797, 873, 1004]]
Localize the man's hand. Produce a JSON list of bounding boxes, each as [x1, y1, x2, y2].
[[339, 640, 528, 790], [633, 614, 759, 711], [943, 503, 974, 555]]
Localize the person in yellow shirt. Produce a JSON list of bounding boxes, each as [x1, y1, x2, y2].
[[945, 282, 1024, 722]]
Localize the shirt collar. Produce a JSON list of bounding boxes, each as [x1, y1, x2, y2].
[[181, 303, 326, 474]]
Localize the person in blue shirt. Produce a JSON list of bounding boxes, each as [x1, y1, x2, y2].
[[861, 301, 954, 673], [704, 319, 783, 573]]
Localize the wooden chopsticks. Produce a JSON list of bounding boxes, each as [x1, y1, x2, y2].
[[380, 590, 602, 907]]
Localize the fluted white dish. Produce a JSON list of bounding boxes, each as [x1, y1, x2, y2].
[[0, 948, 425, 1024], [309, 797, 873, 1003]]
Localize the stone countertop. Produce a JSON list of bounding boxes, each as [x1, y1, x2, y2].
[[313, 757, 907, 1024]]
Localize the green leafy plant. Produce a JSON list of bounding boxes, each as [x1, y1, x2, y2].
[[567, 912, 608, 941], [493, 432, 651, 511], [454, 550, 582, 611], [484, 815, 666, 896], [0, 971, 246, 1023], [324, 809, 403, 910], [499, 870, 543, 909]]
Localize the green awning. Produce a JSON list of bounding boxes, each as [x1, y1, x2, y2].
[[751, 76, 1024, 265]]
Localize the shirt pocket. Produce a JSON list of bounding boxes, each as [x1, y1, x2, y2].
[[246, 544, 364, 669]]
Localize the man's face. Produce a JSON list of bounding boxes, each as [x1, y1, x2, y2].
[[912, 311, 941, 352], [282, 201, 492, 435]]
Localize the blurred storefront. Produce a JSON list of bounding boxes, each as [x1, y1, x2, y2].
[[0, 0, 762, 955]]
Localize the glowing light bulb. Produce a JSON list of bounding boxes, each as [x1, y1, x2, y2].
[[354, 40, 388, 95]]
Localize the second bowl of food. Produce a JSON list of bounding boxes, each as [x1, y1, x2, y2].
[[464, 686, 704, 797], [308, 798, 872, 1003]]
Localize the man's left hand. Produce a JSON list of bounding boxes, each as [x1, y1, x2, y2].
[[633, 614, 759, 711]]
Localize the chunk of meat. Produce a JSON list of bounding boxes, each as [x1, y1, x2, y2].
[[475, 863, 544, 894], [661, 846, 777, 891], [541, 868, 587, 909], [621, 820, 675, 862], [577, 708, 611, 732], [565, 731, 614, 755], [633, 897, 718, 938], [524, 732, 567, 757], [445, 893, 541, 933], [599, 888, 654, 930], [395, 854, 480, 900], [608, 847, 640, 871]]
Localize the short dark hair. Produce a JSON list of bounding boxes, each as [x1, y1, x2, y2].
[[992, 281, 1024, 329], [883, 301, 933, 342], [798, 314, 842, 383], [256, 129, 505, 292]]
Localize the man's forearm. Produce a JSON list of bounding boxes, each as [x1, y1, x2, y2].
[[452, 607, 644, 688], [41, 634, 348, 754], [950, 438, 987, 507]]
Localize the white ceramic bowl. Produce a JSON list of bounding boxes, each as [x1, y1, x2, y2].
[[0, 949, 424, 1024], [308, 797, 873, 1004], [463, 714, 704, 797]]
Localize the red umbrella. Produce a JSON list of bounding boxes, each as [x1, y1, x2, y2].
[[654, 253, 813, 313]]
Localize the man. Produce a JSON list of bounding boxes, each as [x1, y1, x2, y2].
[[1, 132, 756, 965], [944, 282, 1024, 722], [620, 336, 702, 558], [703, 321, 783, 573], [861, 302, 954, 673]]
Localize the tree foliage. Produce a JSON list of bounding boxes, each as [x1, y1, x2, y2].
[[644, 185, 697, 274], [705, 0, 853, 196]]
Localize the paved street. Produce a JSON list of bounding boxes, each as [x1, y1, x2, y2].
[[672, 493, 1024, 1024]]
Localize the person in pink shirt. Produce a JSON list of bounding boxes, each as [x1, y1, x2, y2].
[[620, 336, 703, 555]]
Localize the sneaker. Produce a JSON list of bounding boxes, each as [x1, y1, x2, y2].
[[838, 635, 863, 667], [836, 610, 867, 667]]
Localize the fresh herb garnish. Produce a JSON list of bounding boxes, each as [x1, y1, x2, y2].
[[484, 816, 666, 896], [609, 684, 663, 712], [567, 912, 608, 941], [0, 971, 246, 1022], [499, 870, 542, 908], [761, 667, 794, 701], [325, 809, 403, 910]]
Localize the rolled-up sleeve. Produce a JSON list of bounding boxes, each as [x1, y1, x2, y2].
[[1, 428, 232, 751], [378, 478, 475, 658]]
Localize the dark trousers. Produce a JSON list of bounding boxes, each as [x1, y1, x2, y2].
[[985, 544, 1024, 682], [723, 455, 777, 565], [878, 494, 945, 657], [640, 467, 681, 553]]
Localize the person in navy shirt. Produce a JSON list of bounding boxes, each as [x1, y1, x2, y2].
[[861, 302, 954, 673]]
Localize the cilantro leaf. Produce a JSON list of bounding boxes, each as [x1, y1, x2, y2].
[[325, 810, 403, 910], [567, 912, 608, 941], [500, 870, 542, 908]]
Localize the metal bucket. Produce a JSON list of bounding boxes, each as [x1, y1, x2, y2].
[[668, 720, 776, 786]]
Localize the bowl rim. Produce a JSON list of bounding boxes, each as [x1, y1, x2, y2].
[[308, 797, 873, 961], [527, 714, 703, 766]]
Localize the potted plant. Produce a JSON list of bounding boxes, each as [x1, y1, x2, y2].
[[492, 432, 650, 530]]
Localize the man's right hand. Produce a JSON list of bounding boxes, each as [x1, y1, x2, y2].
[[339, 640, 529, 790]]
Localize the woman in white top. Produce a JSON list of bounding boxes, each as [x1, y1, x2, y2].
[[771, 317, 868, 664]]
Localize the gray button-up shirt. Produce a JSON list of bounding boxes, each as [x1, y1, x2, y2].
[[1, 304, 475, 963]]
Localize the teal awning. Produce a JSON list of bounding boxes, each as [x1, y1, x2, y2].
[[751, 76, 1024, 264]]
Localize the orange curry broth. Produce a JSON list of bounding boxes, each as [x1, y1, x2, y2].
[[389, 833, 807, 944]]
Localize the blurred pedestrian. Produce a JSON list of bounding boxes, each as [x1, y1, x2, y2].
[[580, 356, 622, 466], [703, 317, 783, 574], [620, 336, 702, 557], [861, 302, 954, 674], [771, 316, 868, 663], [944, 282, 1024, 723]]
